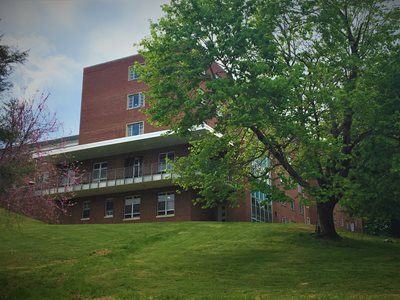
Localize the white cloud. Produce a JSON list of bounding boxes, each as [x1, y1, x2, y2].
[[4, 34, 81, 100]]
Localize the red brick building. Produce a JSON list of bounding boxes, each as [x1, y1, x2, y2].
[[40, 54, 332, 227]]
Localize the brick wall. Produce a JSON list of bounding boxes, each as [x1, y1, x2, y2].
[[59, 186, 252, 224], [60, 187, 220, 224], [79, 55, 166, 145], [271, 186, 318, 225]]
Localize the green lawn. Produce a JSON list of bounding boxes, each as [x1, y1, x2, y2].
[[0, 210, 399, 299]]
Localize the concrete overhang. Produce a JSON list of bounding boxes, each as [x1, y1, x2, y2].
[[36, 125, 213, 162]]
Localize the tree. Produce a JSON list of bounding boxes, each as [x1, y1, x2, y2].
[[343, 50, 400, 237], [0, 33, 28, 94], [138, 0, 400, 239], [0, 35, 76, 222], [0, 32, 30, 193], [0, 95, 78, 222]]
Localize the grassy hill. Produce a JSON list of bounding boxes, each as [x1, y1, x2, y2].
[[0, 209, 399, 299]]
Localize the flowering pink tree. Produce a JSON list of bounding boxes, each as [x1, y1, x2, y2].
[[0, 94, 79, 223]]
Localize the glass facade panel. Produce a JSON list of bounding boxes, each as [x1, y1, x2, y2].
[[250, 191, 272, 223]]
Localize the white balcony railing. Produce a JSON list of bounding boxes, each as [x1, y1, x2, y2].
[[39, 162, 174, 195]]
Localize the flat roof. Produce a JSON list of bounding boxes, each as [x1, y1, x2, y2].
[[36, 125, 214, 162]]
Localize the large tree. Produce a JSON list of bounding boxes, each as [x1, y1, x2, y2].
[[138, 0, 400, 239]]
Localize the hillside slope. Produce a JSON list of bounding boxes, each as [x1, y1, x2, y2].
[[0, 209, 399, 299]]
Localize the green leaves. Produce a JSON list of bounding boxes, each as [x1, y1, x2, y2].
[[138, 0, 400, 217]]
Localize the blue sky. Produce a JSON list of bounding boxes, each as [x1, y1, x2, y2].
[[0, 0, 169, 138]]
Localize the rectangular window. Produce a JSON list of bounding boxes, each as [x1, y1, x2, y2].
[[127, 122, 144, 136], [127, 93, 145, 109], [61, 169, 75, 186], [158, 152, 175, 172], [82, 201, 90, 219], [128, 66, 140, 80], [124, 157, 143, 178], [290, 201, 295, 211], [105, 199, 114, 217], [281, 217, 288, 224], [157, 192, 175, 216], [41, 171, 49, 183], [299, 204, 304, 215], [124, 196, 141, 219], [92, 162, 107, 182]]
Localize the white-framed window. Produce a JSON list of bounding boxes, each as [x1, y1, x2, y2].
[[39, 171, 50, 184], [281, 217, 288, 224], [127, 93, 145, 109], [290, 201, 295, 211], [92, 162, 107, 182], [158, 152, 175, 172], [157, 192, 175, 216], [61, 169, 76, 186], [82, 200, 90, 219], [127, 121, 144, 136], [306, 217, 311, 225], [299, 204, 304, 215], [105, 198, 114, 217], [124, 196, 141, 219], [128, 66, 140, 80]]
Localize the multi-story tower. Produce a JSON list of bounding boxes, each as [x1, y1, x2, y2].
[[42, 54, 318, 225]]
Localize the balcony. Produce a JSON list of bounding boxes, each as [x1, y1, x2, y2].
[[39, 162, 176, 197]]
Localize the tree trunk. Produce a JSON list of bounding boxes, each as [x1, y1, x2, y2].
[[390, 219, 400, 238], [315, 200, 340, 239]]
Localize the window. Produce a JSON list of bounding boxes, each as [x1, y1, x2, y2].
[[250, 191, 272, 223], [159, 152, 174, 172], [82, 201, 90, 219], [124, 157, 143, 178], [127, 122, 144, 136], [128, 66, 140, 80], [306, 217, 311, 225], [105, 199, 114, 217], [127, 93, 144, 109], [281, 217, 288, 224], [61, 169, 75, 186], [41, 171, 49, 183], [299, 204, 304, 215], [92, 162, 107, 182], [157, 192, 175, 216], [124, 196, 140, 219], [290, 201, 295, 211]]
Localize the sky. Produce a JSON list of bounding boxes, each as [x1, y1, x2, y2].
[[0, 0, 169, 138]]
